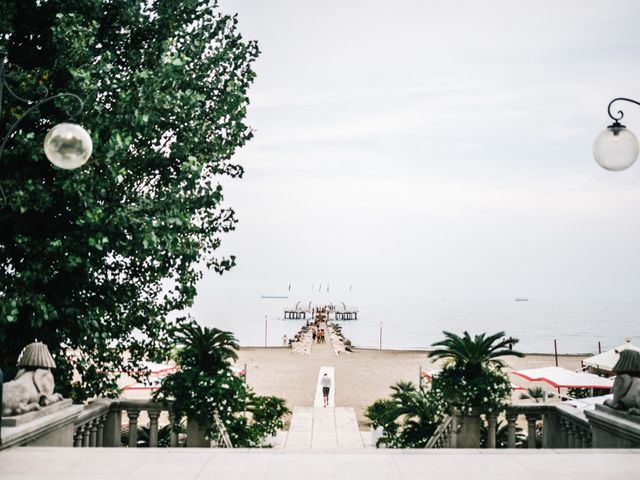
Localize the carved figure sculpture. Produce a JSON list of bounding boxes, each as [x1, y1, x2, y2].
[[1, 342, 63, 416], [604, 349, 640, 415]]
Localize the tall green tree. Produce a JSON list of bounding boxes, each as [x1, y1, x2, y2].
[[0, 0, 259, 399]]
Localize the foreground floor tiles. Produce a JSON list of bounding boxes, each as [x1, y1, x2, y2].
[[0, 448, 638, 480]]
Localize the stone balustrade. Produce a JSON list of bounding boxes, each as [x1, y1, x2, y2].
[[72, 399, 178, 448], [72, 400, 111, 447], [1, 397, 227, 450], [503, 403, 591, 449], [425, 404, 594, 449]]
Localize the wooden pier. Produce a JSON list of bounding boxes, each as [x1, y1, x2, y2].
[[284, 302, 358, 321]]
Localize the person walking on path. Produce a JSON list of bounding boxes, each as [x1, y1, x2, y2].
[[321, 373, 332, 407]]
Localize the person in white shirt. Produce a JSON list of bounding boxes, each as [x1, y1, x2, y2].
[[320, 373, 332, 407]]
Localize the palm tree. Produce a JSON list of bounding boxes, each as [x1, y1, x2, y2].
[[365, 381, 440, 448], [388, 381, 440, 447], [428, 331, 523, 378], [520, 386, 546, 403], [175, 322, 239, 373]]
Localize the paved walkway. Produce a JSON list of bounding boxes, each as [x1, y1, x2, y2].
[[285, 407, 364, 449], [1, 448, 638, 479]]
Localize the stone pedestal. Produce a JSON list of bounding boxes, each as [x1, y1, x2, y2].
[[0, 402, 82, 449], [452, 408, 481, 448], [186, 418, 211, 447], [2, 399, 73, 427], [585, 404, 640, 448]]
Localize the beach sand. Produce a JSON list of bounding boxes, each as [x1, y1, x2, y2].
[[236, 342, 586, 427]]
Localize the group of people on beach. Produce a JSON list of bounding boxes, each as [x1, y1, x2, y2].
[[312, 326, 326, 344]]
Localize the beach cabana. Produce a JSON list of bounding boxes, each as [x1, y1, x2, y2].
[[582, 338, 640, 373], [511, 366, 613, 389]]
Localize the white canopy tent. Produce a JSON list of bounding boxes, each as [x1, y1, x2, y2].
[[122, 361, 178, 392], [583, 338, 640, 373], [564, 394, 613, 411], [511, 366, 614, 389]]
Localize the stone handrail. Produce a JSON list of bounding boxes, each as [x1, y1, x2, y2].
[[425, 415, 453, 448]]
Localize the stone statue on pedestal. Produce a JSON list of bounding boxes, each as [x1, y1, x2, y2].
[[1, 342, 63, 416], [604, 349, 640, 415]]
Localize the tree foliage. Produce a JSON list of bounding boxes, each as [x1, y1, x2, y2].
[[366, 331, 521, 448], [153, 323, 289, 447], [0, 0, 259, 399], [428, 330, 519, 414], [520, 386, 546, 403], [365, 381, 442, 448], [428, 330, 523, 378]]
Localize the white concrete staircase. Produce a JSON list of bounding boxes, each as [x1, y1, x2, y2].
[[284, 407, 364, 449]]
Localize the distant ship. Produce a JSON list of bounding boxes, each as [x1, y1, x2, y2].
[[515, 297, 529, 302]]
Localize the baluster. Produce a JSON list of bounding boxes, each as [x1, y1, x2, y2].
[[82, 423, 90, 447], [583, 431, 592, 448], [97, 414, 106, 447], [506, 413, 517, 448], [169, 410, 178, 447], [89, 419, 98, 447], [576, 427, 585, 448], [558, 418, 569, 448], [74, 426, 84, 447], [526, 414, 537, 449], [127, 408, 140, 448], [148, 408, 161, 448], [487, 414, 497, 448], [566, 422, 576, 448]]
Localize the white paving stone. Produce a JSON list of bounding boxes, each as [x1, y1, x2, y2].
[[0, 448, 638, 480], [285, 406, 363, 450]]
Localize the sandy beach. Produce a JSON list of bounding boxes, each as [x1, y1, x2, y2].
[[236, 341, 585, 427]]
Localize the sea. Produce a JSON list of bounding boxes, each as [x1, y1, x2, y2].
[[193, 288, 640, 355]]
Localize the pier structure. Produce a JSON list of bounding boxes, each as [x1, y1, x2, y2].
[[283, 302, 358, 321], [283, 301, 311, 320]]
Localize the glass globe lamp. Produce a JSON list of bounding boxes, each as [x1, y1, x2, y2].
[[593, 122, 639, 171], [43, 122, 93, 170]]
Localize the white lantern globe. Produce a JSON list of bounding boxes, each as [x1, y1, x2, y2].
[[593, 123, 639, 172], [44, 122, 93, 170]]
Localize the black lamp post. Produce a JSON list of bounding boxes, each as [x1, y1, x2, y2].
[[0, 51, 93, 207], [593, 98, 640, 171]]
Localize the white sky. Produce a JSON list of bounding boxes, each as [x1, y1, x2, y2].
[[195, 0, 640, 305]]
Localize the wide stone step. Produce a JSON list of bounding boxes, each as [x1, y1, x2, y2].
[[285, 406, 364, 450]]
